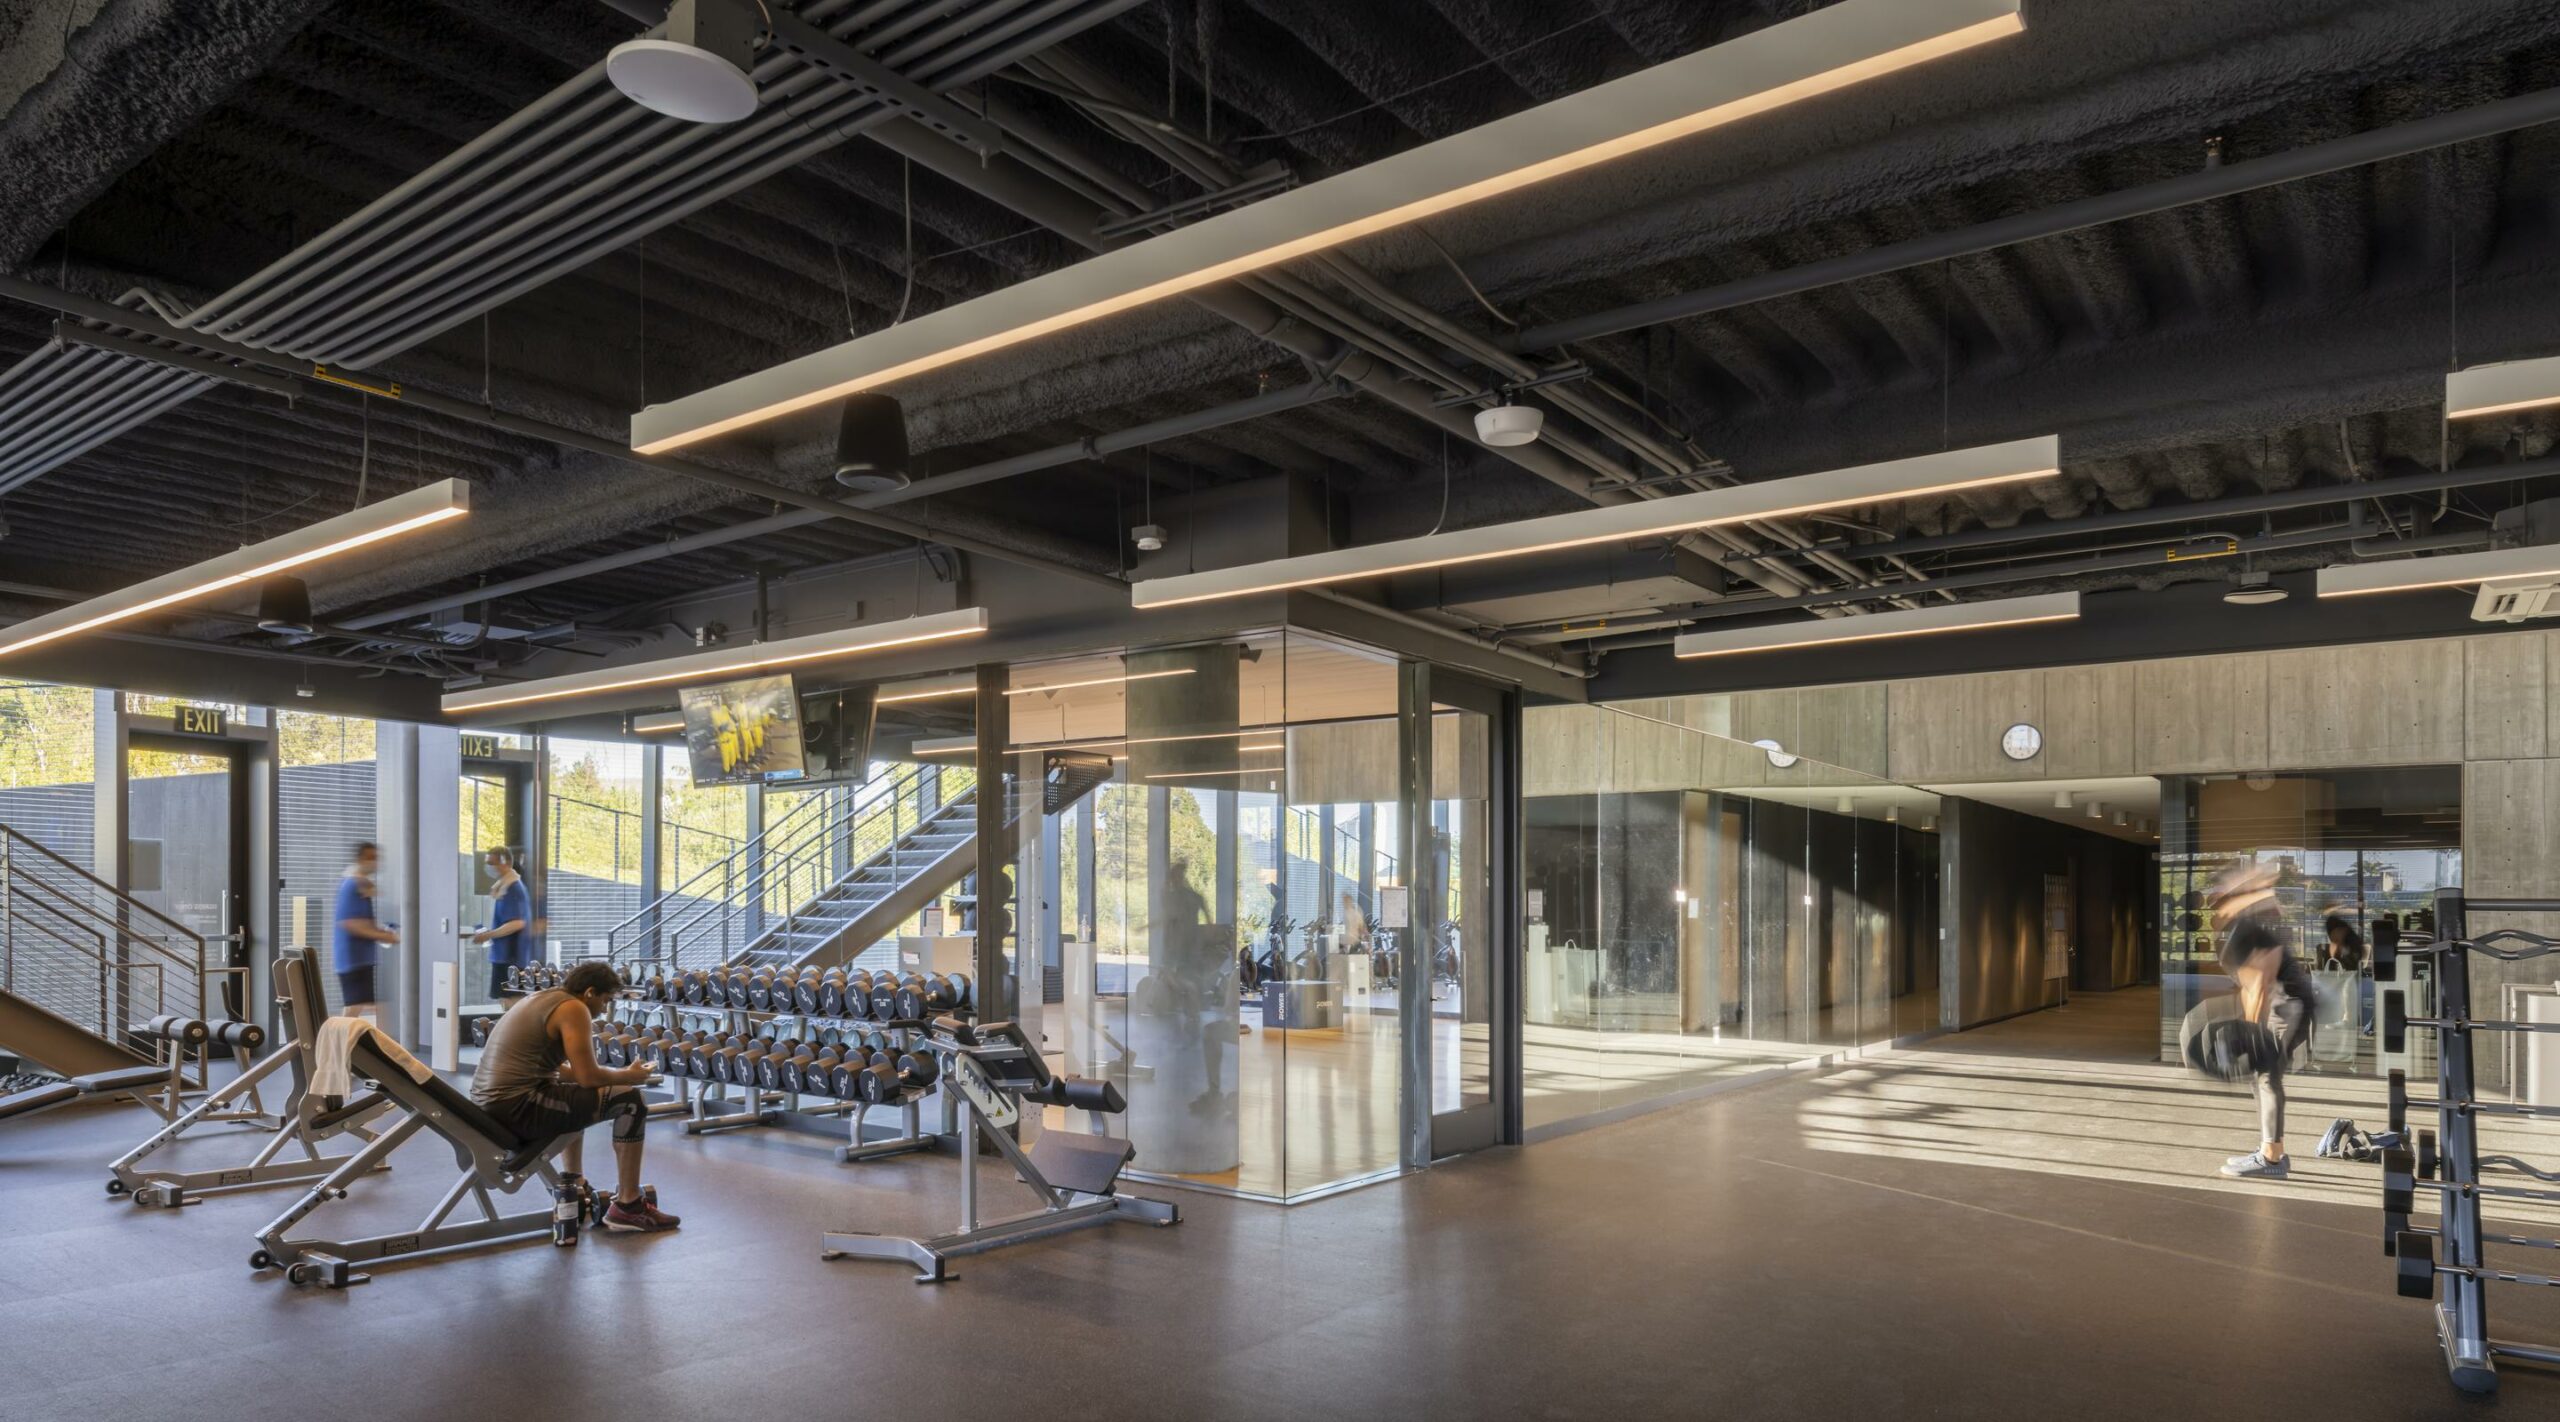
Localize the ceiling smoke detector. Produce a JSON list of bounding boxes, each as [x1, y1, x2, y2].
[[2224, 571, 2288, 605], [608, 0, 762, 124], [1474, 402, 1543, 447], [1131, 523, 1167, 553]]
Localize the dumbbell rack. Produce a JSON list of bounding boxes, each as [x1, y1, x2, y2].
[[603, 998, 957, 1159], [2377, 889, 2560, 1395]]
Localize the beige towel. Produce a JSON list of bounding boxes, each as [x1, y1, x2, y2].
[[311, 1016, 434, 1098]]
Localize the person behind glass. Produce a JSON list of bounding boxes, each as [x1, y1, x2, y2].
[[468, 960, 678, 1232], [471, 847, 534, 993], [331, 841, 398, 1022], [2210, 858, 2314, 1180], [2321, 907, 2372, 1034]]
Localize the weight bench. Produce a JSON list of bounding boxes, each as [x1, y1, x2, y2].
[[107, 948, 394, 1207], [822, 1016, 1176, 1282], [251, 1035, 569, 1289], [0, 1063, 180, 1124]]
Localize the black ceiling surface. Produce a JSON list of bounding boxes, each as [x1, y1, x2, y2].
[[6, 0, 2560, 678]]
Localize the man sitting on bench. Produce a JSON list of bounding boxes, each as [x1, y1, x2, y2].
[[469, 961, 678, 1233]]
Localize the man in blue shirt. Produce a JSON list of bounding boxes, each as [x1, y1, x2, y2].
[[331, 842, 398, 1021], [471, 847, 536, 993]]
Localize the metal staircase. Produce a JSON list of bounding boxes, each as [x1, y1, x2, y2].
[[603, 763, 982, 978], [0, 825, 209, 1078]]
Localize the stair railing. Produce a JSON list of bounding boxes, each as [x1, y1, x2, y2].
[[604, 762, 962, 977], [0, 824, 215, 1079], [748, 768, 980, 967]]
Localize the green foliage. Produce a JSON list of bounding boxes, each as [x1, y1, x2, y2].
[[0, 681, 95, 789]]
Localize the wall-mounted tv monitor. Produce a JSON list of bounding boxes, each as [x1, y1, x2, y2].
[[678, 674, 807, 786], [795, 686, 878, 787]]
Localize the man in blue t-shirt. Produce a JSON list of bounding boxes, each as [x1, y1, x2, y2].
[[331, 842, 399, 1021], [470, 847, 536, 992]]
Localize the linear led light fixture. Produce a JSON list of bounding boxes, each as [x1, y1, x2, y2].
[[628, 0, 2024, 454], [1005, 668, 1195, 696], [0, 479, 470, 659], [441, 608, 989, 715], [631, 714, 685, 735], [1138, 437, 2059, 608], [2315, 545, 2560, 599], [2446, 354, 2560, 420], [1673, 590, 2079, 659]]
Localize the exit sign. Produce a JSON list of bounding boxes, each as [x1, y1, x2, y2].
[[460, 733, 500, 760], [175, 706, 226, 737]]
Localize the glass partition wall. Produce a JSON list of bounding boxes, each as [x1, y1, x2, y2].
[[2157, 767, 2461, 1079], [1018, 629, 1427, 1201], [1520, 702, 1941, 1134]]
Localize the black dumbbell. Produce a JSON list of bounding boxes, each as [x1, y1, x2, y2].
[[868, 974, 912, 1022], [469, 1017, 493, 1047], [895, 1047, 940, 1089], [842, 971, 875, 1021], [747, 973, 776, 1011], [828, 1048, 875, 1099]]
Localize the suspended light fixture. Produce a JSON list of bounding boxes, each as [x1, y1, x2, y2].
[[2315, 544, 2560, 599], [1673, 589, 2078, 660], [2446, 353, 2560, 420], [255, 575, 316, 635], [1138, 438, 2059, 609], [441, 608, 988, 715], [629, 0, 2026, 454], [832, 393, 911, 492], [2052, 789, 2074, 810], [607, 0, 762, 124], [2087, 801, 2106, 820], [0, 480, 470, 659]]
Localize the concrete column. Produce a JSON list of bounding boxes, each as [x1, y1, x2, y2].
[[376, 723, 460, 1048], [972, 664, 1015, 1022], [91, 689, 129, 894], [1397, 659, 1434, 1170], [639, 744, 664, 903]]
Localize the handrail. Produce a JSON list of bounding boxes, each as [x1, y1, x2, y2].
[[603, 762, 952, 970], [747, 772, 978, 964], [0, 822, 207, 950]]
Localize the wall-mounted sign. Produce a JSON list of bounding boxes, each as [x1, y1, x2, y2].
[[460, 733, 501, 760], [175, 706, 226, 737]]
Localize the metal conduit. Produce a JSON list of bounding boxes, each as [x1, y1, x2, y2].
[[1735, 454, 2560, 567], [333, 379, 1344, 630]]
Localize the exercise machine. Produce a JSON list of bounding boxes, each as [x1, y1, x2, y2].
[[822, 1016, 1177, 1282], [106, 948, 393, 1206], [251, 1033, 574, 1289], [2373, 891, 2560, 1394]]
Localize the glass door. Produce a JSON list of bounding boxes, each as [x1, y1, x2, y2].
[[127, 733, 248, 1018], [1423, 673, 1512, 1158]]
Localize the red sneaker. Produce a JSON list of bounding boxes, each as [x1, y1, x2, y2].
[[602, 1198, 673, 1232]]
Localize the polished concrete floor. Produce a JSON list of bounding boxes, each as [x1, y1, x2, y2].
[[5, 992, 2556, 1420]]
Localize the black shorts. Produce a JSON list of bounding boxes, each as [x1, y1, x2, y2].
[[337, 965, 378, 1008], [482, 1082, 647, 1145]]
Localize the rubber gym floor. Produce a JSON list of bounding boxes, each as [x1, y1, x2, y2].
[[4, 997, 2551, 1421]]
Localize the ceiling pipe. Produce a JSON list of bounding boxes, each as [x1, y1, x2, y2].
[[0, 273, 1125, 593], [334, 380, 1344, 630], [1737, 454, 2560, 566], [1506, 84, 2560, 352], [1593, 522, 2376, 648]]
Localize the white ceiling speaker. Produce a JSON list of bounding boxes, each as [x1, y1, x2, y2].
[[2224, 570, 2287, 605], [1131, 524, 1167, 552], [2052, 790, 2073, 809], [2087, 801, 2105, 819], [608, 0, 762, 124], [1474, 403, 1544, 447]]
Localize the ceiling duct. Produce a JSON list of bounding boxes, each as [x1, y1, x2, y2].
[[0, 0, 1146, 495]]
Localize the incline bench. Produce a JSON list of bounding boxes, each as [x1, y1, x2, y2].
[[251, 1035, 573, 1289], [108, 948, 392, 1206]]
